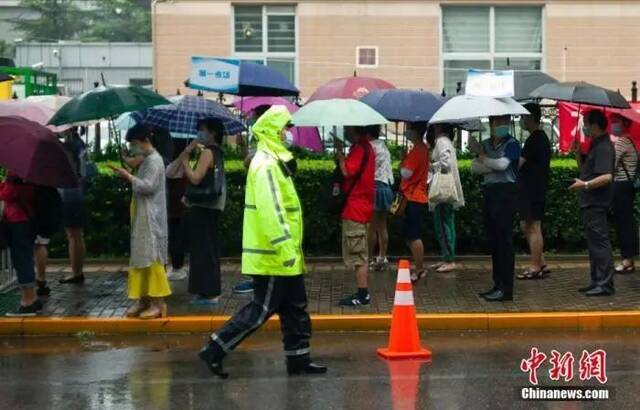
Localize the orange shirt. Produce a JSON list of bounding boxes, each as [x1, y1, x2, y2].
[[400, 143, 429, 204]]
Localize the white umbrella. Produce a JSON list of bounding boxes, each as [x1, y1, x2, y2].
[[429, 95, 529, 124]]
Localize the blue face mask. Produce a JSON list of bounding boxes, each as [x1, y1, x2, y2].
[[494, 125, 510, 139], [582, 126, 590, 137], [611, 124, 623, 136], [129, 144, 144, 156], [196, 131, 209, 143]]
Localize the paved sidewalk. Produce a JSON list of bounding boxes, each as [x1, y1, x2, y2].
[[1, 259, 638, 318]]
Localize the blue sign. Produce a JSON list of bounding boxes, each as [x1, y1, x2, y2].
[[189, 57, 240, 93]]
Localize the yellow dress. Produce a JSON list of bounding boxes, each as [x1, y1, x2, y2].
[[128, 198, 172, 299]]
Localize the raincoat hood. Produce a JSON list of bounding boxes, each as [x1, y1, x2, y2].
[[251, 105, 293, 162]]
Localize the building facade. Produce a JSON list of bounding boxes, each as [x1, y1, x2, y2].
[[153, 0, 640, 99], [15, 42, 152, 96]]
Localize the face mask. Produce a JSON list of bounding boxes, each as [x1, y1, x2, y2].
[[494, 125, 510, 139], [611, 124, 623, 136], [582, 126, 590, 137], [129, 144, 144, 156], [284, 130, 294, 146], [196, 131, 209, 143]]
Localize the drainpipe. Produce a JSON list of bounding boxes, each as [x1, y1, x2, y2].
[[151, 0, 168, 92], [632, 81, 638, 103]]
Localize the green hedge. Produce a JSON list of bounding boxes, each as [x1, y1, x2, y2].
[[47, 158, 597, 258]]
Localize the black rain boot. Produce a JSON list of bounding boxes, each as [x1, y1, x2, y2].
[[198, 343, 228, 379], [286, 355, 328, 376]]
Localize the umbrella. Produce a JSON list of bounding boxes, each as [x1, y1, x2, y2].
[[530, 81, 630, 109], [232, 96, 297, 115], [292, 99, 389, 128], [0, 116, 78, 188], [0, 72, 12, 83], [232, 96, 323, 152], [48, 85, 171, 126], [307, 75, 395, 102], [0, 100, 70, 133], [360, 89, 446, 122], [187, 61, 299, 97], [429, 95, 530, 124], [26, 95, 72, 111], [142, 95, 246, 137]]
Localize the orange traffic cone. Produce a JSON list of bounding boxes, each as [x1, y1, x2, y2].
[[377, 259, 432, 360]]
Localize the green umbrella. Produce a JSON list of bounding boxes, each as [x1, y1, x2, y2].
[[48, 85, 171, 126], [291, 98, 389, 128]]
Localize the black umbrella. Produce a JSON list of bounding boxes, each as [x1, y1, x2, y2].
[[530, 81, 630, 109], [513, 71, 557, 101]]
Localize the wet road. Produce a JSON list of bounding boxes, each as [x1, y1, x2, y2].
[[0, 330, 638, 410]]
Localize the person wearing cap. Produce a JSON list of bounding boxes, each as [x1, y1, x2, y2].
[[471, 115, 521, 302], [198, 106, 326, 378]]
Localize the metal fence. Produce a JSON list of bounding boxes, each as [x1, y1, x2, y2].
[[0, 250, 15, 291]]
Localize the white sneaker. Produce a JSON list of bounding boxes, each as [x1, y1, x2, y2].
[[167, 266, 188, 281]]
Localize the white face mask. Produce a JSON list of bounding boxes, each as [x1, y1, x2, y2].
[[284, 130, 294, 146]]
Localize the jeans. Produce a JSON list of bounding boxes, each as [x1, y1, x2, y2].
[[6, 222, 36, 288]]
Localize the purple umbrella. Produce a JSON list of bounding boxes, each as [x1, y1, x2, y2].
[[233, 96, 323, 152], [0, 116, 78, 188]]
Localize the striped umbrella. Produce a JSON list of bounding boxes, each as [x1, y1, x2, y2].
[[142, 95, 245, 137]]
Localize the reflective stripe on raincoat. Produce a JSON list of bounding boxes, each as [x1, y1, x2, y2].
[[242, 105, 305, 276]]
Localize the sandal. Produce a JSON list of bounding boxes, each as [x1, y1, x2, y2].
[[615, 263, 635, 274], [410, 269, 427, 284], [436, 263, 456, 273], [516, 267, 546, 280]]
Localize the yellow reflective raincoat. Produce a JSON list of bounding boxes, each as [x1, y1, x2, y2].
[[241, 106, 305, 276]]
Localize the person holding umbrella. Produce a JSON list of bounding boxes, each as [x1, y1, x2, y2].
[[472, 115, 521, 302], [569, 110, 616, 296], [110, 124, 172, 318], [198, 106, 326, 378]]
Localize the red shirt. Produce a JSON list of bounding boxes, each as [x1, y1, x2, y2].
[[341, 140, 375, 224], [0, 178, 36, 223], [400, 143, 429, 204]]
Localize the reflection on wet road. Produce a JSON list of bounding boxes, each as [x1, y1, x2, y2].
[[0, 330, 638, 409]]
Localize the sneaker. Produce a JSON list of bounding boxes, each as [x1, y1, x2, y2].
[[191, 296, 220, 306], [232, 279, 255, 294], [377, 257, 389, 271], [167, 266, 188, 281], [338, 292, 370, 306], [6, 300, 43, 317]]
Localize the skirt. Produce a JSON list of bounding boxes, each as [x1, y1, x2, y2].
[[128, 261, 172, 299]]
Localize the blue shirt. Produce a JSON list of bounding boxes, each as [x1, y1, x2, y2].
[[480, 136, 521, 184]]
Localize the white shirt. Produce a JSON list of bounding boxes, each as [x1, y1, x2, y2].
[[370, 139, 394, 185]]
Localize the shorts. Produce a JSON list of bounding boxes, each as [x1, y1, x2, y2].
[[62, 201, 87, 229], [34, 235, 50, 246], [518, 198, 545, 222], [374, 181, 394, 212], [402, 201, 427, 241], [342, 219, 368, 269]]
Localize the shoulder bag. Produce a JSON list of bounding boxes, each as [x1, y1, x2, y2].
[[185, 145, 224, 204]]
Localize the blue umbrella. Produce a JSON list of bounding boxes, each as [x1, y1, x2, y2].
[[186, 61, 299, 97], [142, 95, 245, 137], [360, 89, 446, 122]]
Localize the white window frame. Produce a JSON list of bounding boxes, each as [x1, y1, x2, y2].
[[355, 46, 379, 68], [440, 6, 545, 91], [231, 5, 298, 86]]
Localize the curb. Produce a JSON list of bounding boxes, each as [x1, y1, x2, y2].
[[1, 311, 639, 335]]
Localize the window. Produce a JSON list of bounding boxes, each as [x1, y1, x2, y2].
[[442, 6, 543, 96], [234, 5, 296, 84], [130, 78, 152, 87], [356, 47, 378, 67]]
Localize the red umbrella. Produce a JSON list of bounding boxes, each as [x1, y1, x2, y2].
[[307, 74, 395, 102], [0, 116, 78, 188]]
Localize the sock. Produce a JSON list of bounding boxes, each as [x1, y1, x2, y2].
[[357, 288, 369, 299]]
